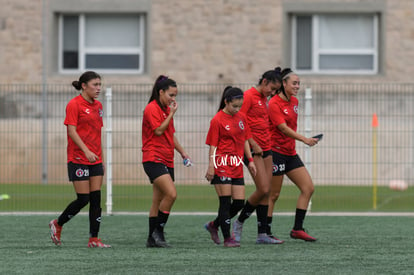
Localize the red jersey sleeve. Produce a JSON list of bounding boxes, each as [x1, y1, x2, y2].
[[206, 116, 220, 147], [64, 99, 79, 126], [145, 104, 166, 131]]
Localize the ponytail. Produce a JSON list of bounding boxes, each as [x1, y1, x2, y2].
[[218, 86, 244, 112], [72, 71, 101, 91], [148, 75, 177, 109]]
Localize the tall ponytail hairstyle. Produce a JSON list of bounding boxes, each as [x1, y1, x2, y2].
[[72, 71, 101, 91], [148, 75, 177, 109], [218, 86, 244, 112]]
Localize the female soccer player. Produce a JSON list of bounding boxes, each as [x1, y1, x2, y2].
[[204, 86, 256, 247], [267, 68, 319, 242], [49, 71, 110, 248], [142, 75, 190, 248], [232, 68, 283, 244]]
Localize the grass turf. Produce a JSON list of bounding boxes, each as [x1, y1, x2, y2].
[[0, 184, 413, 212], [0, 215, 413, 274]]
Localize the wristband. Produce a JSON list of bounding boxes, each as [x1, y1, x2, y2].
[[248, 157, 254, 163]]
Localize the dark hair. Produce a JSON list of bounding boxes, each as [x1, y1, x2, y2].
[[218, 86, 244, 111], [258, 67, 282, 85], [281, 67, 294, 80], [276, 68, 295, 98], [148, 75, 177, 109], [72, 71, 101, 91]]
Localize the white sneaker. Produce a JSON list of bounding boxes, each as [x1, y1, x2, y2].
[[232, 219, 243, 243], [256, 233, 284, 244]]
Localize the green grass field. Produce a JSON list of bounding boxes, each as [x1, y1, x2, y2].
[[0, 184, 413, 212], [1, 214, 413, 274]]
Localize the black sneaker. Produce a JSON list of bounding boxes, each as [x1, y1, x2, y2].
[[151, 228, 170, 248]]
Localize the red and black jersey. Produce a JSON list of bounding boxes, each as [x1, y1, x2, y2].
[[142, 100, 175, 167], [239, 87, 271, 151], [64, 94, 104, 164], [268, 95, 299, 156], [206, 110, 252, 179]]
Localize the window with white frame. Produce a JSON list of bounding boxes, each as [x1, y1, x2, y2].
[[59, 14, 145, 74], [292, 14, 378, 74]]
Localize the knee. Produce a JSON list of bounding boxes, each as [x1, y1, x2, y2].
[[268, 191, 280, 203], [232, 199, 245, 213], [256, 185, 270, 197], [301, 184, 314, 198], [90, 191, 102, 210], [165, 191, 177, 203], [76, 193, 90, 208]]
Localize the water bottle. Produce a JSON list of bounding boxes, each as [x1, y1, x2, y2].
[[183, 158, 192, 167]]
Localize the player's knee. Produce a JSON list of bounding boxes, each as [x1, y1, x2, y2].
[[76, 193, 90, 208], [232, 199, 245, 213], [165, 191, 177, 203], [269, 192, 280, 203], [301, 185, 314, 198]]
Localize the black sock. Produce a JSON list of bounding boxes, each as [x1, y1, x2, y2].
[[293, 208, 307, 230], [218, 196, 231, 239], [58, 193, 89, 225], [148, 217, 157, 237], [214, 198, 243, 228], [238, 200, 256, 223], [157, 210, 170, 233], [267, 216, 273, 235], [256, 204, 268, 234], [213, 217, 219, 228], [230, 199, 245, 219], [89, 190, 101, 238]]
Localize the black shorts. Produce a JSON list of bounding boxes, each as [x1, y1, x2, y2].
[[143, 162, 175, 183], [272, 151, 304, 176], [243, 149, 272, 166], [211, 175, 244, 186], [67, 162, 104, 182]]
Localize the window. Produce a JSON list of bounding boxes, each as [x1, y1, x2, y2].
[[59, 14, 145, 74], [292, 14, 378, 75]]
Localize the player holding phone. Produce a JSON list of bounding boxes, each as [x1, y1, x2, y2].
[[267, 68, 319, 242]]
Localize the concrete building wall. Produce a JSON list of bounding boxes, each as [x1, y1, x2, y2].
[[0, 0, 413, 84]]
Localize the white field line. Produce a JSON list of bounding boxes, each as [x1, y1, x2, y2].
[[0, 211, 414, 216]]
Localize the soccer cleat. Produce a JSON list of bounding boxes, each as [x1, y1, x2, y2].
[[88, 237, 112, 248], [204, 221, 220, 244], [232, 219, 243, 243], [151, 228, 170, 248], [49, 219, 62, 246], [224, 237, 240, 247], [256, 233, 284, 244], [146, 236, 157, 248], [268, 235, 285, 244], [290, 229, 317, 242]]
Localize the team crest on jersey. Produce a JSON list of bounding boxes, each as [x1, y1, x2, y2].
[[294, 105, 298, 114], [258, 100, 263, 106], [283, 109, 289, 114], [225, 125, 230, 131], [238, 121, 245, 130], [99, 108, 103, 117], [85, 108, 90, 114]]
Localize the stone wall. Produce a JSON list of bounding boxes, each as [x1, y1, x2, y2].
[[1, 0, 414, 84]]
